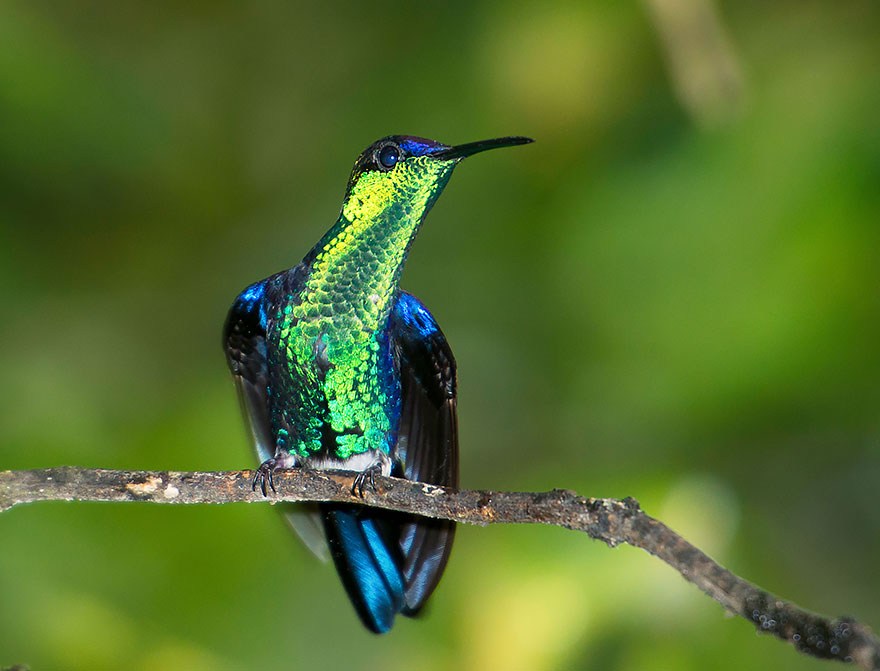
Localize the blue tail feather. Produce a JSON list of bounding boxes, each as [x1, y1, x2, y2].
[[321, 505, 406, 634]]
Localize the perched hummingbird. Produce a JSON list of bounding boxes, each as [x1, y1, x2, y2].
[[223, 134, 533, 633]]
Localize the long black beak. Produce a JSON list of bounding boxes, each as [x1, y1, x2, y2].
[[432, 136, 534, 161]]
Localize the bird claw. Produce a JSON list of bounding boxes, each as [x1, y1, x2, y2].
[[351, 464, 382, 499], [253, 458, 278, 497]]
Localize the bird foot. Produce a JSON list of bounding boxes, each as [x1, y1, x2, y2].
[[351, 463, 384, 499], [253, 454, 296, 497]]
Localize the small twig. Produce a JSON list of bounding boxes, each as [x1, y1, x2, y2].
[[1, 466, 877, 670]]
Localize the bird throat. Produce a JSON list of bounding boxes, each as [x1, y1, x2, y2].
[[276, 175, 441, 460]]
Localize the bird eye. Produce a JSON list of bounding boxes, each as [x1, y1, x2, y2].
[[377, 144, 401, 171]]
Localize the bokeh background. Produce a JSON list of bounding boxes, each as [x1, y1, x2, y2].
[[1, 1, 878, 669]]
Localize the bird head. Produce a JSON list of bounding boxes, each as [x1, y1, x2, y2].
[[340, 135, 533, 224]]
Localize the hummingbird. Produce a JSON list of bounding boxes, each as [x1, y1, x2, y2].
[[223, 134, 533, 633]]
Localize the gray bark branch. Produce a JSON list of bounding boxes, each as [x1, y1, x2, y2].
[[1, 466, 877, 670]]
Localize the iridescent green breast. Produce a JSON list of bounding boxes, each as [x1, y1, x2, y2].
[[273, 290, 397, 459]]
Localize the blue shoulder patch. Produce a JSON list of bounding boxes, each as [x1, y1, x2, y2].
[[393, 293, 440, 340], [235, 280, 268, 330]]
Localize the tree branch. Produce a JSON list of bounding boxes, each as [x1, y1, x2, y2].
[[1, 466, 877, 670]]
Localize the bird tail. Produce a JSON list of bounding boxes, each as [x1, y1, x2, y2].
[[320, 504, 406, 634], [320, 504, 455, 633]]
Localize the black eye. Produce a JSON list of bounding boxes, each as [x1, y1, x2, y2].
[[377, 144, 400, 170]]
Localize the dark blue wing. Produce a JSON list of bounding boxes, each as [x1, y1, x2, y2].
[[390, 291, 459, 614], [224, 280, 273, 461]]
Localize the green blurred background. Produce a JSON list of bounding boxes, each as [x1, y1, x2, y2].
[[1, 1, 878, 669]]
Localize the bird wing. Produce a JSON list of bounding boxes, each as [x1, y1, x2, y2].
[[389, 291, 459, 613], [223, 281, 273, 461], [223, 278, 329, 561]]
